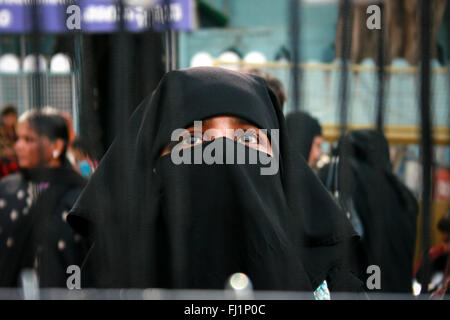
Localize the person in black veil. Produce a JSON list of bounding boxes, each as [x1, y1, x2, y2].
[[318, 129, 418, 293], [68, 67, 363, 296], [0, 108, 87, 287], [286, 111, 324, 169]]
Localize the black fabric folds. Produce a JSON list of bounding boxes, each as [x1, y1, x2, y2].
[[0, 162, 86, 287], [68, 67, 360, 291], [320, 129, 418, 293], [286, 111, 322, 161]]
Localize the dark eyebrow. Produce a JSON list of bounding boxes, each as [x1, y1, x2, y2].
[[207, 117, 255, 126], [235, 118, 253, 126], [186, 117, 257, 129]]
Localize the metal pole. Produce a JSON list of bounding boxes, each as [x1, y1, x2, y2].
[[30, 0, 43, 110], [338, 0, 352, 137], [20, 35, 30, 112], [418, 0, 433, 295], [164, 0, 176, 72], [335, 0, 354, 266], [117, 0, 134, 285], [72, 32, 84, 136], [289, 0, 301, 112], [165, 30, 173, 72], [375, 2, 385, 132]]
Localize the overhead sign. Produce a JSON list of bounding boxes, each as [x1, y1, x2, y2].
[[0, 0, 194, 33]]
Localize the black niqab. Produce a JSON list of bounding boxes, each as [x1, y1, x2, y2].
[[68, 67, 360, 292]]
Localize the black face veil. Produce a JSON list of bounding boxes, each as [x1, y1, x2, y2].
[[68, 67, 358, 291]]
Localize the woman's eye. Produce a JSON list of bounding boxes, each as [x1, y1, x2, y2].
[[237, 133, 259, 145], [181, 135, 202, 146]]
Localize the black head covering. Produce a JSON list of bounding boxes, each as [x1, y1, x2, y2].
[[286, 111, 322, 161], [323, 129, 418, 293], [337, 129, 391, 172], [68, 67, 359, 291]]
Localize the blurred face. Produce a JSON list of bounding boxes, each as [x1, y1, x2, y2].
[[14, 121, 54, 169], [160, 115, 272, 157], [2, 113, 17, 128], [308, 136, 323, 167]]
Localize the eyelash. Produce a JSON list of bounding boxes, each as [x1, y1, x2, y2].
[[235, 132, 259, 145], [181, 135, 202, 146], [168, 131, 263, 151]]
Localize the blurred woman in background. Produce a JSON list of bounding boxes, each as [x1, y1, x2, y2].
[[286, 111, 324, 170], [0, 104, 19, 179], [0, 108, 87, 287], [319, 129, 418, 293]]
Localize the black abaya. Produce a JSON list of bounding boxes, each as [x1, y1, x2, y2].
[[0, 163, 87, 287], [68, 67, 362, 293], [319, 129, 418, 293]]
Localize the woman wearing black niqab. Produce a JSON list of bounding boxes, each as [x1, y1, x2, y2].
[[68, 67, 362, 295], [319, 129, 418, 293]]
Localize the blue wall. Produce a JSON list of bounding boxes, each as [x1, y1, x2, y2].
[[184, 0, 339, 65], [179, 1, 449, 128]]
